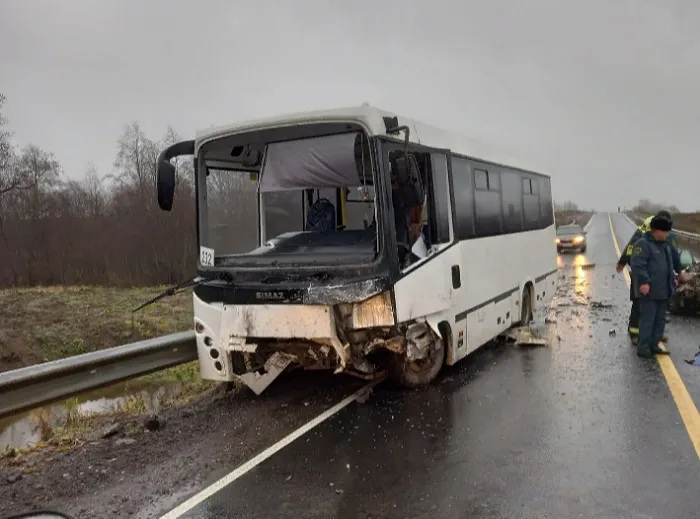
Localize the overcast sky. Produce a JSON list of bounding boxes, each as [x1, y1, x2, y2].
[[1, 0, 698, 211]]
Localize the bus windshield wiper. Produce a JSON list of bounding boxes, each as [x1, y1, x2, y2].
[[132, 272, 234, 313]]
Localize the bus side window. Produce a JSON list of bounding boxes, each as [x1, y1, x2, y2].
[[450, 157, 475, 239], [473, 166, 502, 237], [500, 169, 524, 233], [522, 176, 541, 230]]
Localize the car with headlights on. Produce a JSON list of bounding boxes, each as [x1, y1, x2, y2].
[[556, 224, 587, 254]]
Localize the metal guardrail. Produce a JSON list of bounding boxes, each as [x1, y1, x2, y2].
[[627, 213, 700, 242], [0, 331, 197, 420]]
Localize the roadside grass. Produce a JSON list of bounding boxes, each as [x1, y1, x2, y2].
[[0, 286, 221, 454], [0, 285, 193, 373], [626, 211, 700, 235], [625, 211, 700, 258], [672, 212, 700, 235]]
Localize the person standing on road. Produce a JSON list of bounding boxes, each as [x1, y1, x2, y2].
[[630, 214, 677, 358], [616, 210, 681, 344]]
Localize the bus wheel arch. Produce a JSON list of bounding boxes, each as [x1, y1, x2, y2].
[[438, 320, 454, 365]]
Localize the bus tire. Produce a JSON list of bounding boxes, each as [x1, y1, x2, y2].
[[391, 337, 445, 388], [518, 284, 533, 325]]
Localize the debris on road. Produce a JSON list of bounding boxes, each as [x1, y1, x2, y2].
[[672, 263, 700, 316], [499, 326, 548, 347], [114, 438, 136, 447], [684, 349, 700, 366], [144, 415, 161, 432], [355, 388, 372, 405], [101, 423, 123, 439]]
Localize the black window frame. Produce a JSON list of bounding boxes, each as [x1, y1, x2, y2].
[[450, 156, 476, 239], [448, 153, 553, 240], [475, 168, 490, 191], [378, 139, 456, 256]]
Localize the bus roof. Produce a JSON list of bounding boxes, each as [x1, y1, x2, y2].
[[195, 104, 549, 177]]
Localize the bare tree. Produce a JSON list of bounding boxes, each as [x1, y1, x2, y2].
[[114, 122, 159, 194], [0, 96, 198, 287], [0, 93, 19, 197]]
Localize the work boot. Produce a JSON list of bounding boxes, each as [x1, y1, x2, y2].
[[662, 335, 669, 342], [631, 336, 639, 346], [651, 346, 670, 355], [637, 348, 654, 359]]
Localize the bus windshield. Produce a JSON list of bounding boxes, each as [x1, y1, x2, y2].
[[199, 132, 378, 267]]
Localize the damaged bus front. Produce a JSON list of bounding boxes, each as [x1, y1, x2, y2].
[[156, 115, 438, 394]]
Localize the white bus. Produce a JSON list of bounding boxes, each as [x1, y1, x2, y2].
[[156, 105, 558, 394]]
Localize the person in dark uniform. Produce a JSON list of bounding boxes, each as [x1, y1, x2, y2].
[[630, 214, 677, 358], [616, 210, 681, 344]]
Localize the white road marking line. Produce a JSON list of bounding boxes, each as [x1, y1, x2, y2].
[[159, 381, 378, 519]]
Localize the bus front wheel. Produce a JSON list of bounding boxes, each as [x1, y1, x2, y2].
[[391, 337, 445, 388]]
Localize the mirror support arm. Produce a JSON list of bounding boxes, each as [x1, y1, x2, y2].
[[156, 140, 194, 211]]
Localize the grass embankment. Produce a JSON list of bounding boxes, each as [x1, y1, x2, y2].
[[627, 211, 700, 234], [0, 286, 216, 455], [672, 212, 700, 234], [626, 211, 700, 257], [554, 211, 593, 229], [0, 286, 194, 372]]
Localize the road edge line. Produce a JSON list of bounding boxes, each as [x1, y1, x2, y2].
[[159, 381, 378, 518], [608, 212, 700, 461]]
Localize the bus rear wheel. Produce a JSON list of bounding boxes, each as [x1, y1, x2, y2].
[[518, 285, 533, 325], [391, 337, 445, 388]]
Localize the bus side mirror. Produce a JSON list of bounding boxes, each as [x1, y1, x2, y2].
[[157, 159, 176, 211], [155, 140, 195, 212]]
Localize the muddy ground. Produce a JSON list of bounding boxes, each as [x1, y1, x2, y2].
[[0, 370, 366, 518]]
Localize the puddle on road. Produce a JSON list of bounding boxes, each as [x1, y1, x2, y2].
[[0, 380, 186, 451]]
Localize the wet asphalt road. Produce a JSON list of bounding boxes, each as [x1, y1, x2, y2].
[[171, 213, 700, 519]]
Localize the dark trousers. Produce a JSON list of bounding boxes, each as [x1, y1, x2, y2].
[[638, 298, 668, 353], [629, 300, 640, 333], [629, 291, 668, 336], [628, 283, 640, 334]]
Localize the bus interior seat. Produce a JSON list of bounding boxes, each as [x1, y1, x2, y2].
[[305, 197, 337, 232]]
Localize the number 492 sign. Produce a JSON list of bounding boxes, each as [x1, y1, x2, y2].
[[199, 246, 215, 267]]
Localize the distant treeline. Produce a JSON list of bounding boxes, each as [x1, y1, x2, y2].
[[0, 93, 197, 287]]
